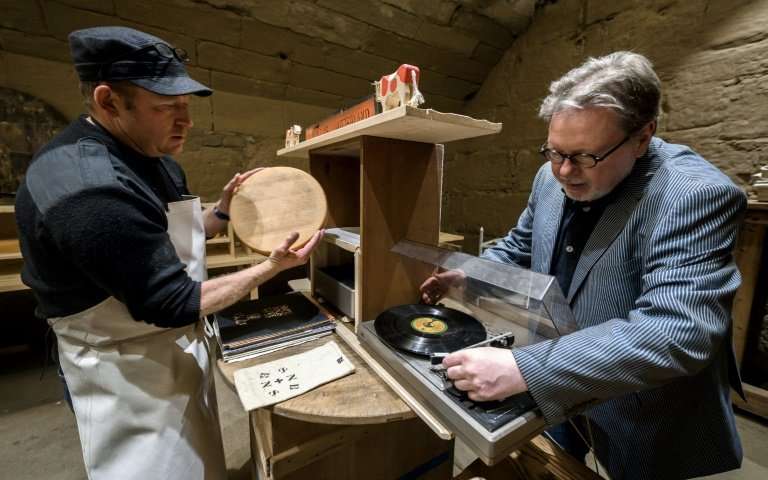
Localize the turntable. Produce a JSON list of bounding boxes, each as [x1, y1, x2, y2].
[[358, 240, 577, 465]]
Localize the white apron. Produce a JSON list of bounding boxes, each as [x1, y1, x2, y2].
[[50, 196, 226, 480]]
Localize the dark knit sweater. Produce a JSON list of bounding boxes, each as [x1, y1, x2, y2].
[[14, 115, 201, 327]]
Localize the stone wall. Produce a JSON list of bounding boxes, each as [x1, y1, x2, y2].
[[2, 0, 767, 227], [445, 0, 768, 243], [0, 88, 68, 195], [0, 0, 537, 202], [0, 0, 337, 201]]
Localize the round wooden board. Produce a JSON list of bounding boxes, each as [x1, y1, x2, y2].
[[230, 167, 327, 255]]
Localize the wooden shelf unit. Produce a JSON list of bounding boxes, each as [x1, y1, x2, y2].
[[279, 107, 500, 332], [0, 203, 26, 293], [273, 107, 501, 454], [731, 200, 768, 418]]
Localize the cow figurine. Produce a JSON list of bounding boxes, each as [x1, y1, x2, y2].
[[285, 124, 302, 148], [374, 64, 425, 112]]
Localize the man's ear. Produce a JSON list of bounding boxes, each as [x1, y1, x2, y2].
[[93, 84, 119, 116], [636, 120, 656, 156]]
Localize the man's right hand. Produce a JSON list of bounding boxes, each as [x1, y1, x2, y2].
[[268, 230, 324, 272], [419, 269, 466, 304]]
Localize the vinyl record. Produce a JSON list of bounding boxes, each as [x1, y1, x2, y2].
[[374, 304, 486, 357]]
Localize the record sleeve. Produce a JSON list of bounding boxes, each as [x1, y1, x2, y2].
[[214, 293, 332, 349]]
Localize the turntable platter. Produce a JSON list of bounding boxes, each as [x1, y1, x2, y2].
[[374, 304, 486, 357]]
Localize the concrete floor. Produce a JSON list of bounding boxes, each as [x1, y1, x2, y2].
[[0, 348, 252, 480], [2, 347, 767, 480]]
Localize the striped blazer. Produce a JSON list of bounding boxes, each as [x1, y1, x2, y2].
[[483, 137, 745, 480]]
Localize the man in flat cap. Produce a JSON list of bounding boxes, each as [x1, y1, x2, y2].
[[15, 26, 322, 479]]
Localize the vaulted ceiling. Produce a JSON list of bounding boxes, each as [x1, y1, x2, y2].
[[188, 0, 538, 110], [1, 0, 539, 112]]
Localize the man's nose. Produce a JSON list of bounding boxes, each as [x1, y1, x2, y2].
[[557, 157, 578, 177], [177, 106, 193, 128]]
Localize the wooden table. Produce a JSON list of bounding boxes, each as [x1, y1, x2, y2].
[[217, 332, 453, 480], [217, 332, 412, 424], [218, 329, 605, 480]]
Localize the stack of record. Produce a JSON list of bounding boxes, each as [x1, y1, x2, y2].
[[214, 292, 335, 363]]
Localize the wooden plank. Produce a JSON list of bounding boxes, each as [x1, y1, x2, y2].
[[206, 253, 266, 269], [270, 425, 370, 478], [438, 232, 464, 244], [305, 96, 378, 140], [277, 106, 502, 159], [206, 236, 229, 245], [335, 324, 452, 440], [251, 410, 274, 478], [455, 435, 602, 480], [0, 273, 26, 292], [733, 383, 768, 419], [746, 200, 768, 212], [268, 417, 451, 480], [308, 154, 359, 229], [360, 136, 441, 322]]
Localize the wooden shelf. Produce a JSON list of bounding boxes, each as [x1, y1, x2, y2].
[[207, 252, 266, 269], [323, 227, 360, 253], [277, 106, 502, 159], [0, 273, 26, 293], [206, 236, 230, 245]]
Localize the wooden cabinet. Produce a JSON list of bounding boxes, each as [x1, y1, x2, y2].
[[277, 106, 500, 334], [731, 200, 768, 418]]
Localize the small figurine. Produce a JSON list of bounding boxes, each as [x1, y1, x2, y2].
[[285, 124, 302, 148], [373, 64, 425, 112], [752, 165, 768, 201]]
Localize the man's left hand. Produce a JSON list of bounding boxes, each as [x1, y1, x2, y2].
[[217, 168, 263, 215], [444, 347, 528, 402]]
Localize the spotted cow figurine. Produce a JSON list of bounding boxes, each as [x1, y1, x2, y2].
[[374, 64, 425, 112], [285, 124, 302, 148]]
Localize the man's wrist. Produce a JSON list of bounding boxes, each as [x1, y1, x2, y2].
[[212, 205, 230, 221]]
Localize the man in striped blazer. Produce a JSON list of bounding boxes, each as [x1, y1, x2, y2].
[[422, 52, 745, 479]]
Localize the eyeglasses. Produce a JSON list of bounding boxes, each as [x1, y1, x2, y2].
[[539, 134, 632, 168], [98, 42, 190, 80]]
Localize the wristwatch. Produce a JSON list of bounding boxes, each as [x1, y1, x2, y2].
[[212, 205, 230, 221]]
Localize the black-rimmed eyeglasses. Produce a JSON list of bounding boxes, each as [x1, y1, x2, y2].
[[98, 43, 190, 80], [539, 134, 632, 168]]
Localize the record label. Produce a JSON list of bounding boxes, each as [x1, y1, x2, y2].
[[411, 317, 448, 335], [375, 304, 486, 357]]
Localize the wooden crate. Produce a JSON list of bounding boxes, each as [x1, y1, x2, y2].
[[250, 410, 452, 480]]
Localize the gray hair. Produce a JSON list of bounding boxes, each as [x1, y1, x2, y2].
[[539, 51, 661, 133]]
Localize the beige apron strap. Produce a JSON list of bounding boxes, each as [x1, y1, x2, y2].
[[166, 195, 207, 282]]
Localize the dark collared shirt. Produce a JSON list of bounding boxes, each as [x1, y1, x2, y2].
[[550, 194, 613, 296]]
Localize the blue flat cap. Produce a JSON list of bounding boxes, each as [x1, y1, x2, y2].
[[68, 26, 212, 97]]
